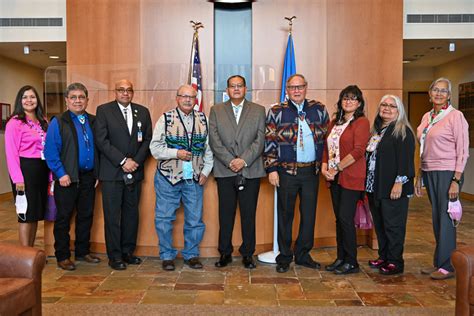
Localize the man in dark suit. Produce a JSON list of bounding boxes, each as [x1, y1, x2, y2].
[[209, 75, 266, 269], [94, 79, 152, 270]]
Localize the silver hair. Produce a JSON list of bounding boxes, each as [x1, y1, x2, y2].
[[376, 94, 414, 140], [429, 77, 452, 96]]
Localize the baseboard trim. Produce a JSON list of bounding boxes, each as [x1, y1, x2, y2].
[[0, 192, 13, 202], [460, 192, 474, 201]]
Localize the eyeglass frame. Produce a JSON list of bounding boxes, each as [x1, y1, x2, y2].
[[115, 88, 134, 94], [287, 84, 307, 91]]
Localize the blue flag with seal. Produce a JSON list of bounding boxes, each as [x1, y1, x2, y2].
[[280, 34, 296, 102]]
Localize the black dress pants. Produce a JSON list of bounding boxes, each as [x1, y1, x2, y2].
[[368, 194, 409, 267], [216, 176, 261, 256], [53, 171, 96, 261], [276, 166, 319, 265], [101, 180, 142, 260], [329, 180, 361, 266]]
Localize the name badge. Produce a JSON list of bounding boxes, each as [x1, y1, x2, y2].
[[182, 161, 193, 180], [137, 121, 143, 142]]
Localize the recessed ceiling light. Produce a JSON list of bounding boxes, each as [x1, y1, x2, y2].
[[403, 60, 411, 64], [49, 55, 60, 59]]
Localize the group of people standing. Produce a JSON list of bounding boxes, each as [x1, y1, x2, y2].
[[5, 75, 468, 281]]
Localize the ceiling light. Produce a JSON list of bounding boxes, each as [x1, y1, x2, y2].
[[49, 55, 60, 59], [23, 45, 30, 55], [449, 42, 455, 52], [403, 60, 411, 64]]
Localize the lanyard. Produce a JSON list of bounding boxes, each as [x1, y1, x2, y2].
[[176, 108, 195, 152], [27, 119, 45, 150]]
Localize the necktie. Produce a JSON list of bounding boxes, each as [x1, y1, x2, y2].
[[123, 109, 131, 134], [233, 106, 240, 123]]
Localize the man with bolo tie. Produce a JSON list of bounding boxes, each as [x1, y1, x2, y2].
[[44, 82, 100, 271], [94, 79, 152, 270], [264, 74, 329, 273], [150, 84, 213, 271]]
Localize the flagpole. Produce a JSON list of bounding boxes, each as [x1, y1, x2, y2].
[[258, 16, 297, 264], [188, 21, 203, 83]]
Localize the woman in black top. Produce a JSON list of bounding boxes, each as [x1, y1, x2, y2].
[[365, 95, 415, 275]]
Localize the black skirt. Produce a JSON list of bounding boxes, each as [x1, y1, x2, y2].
[[11, 157, 49, 223]]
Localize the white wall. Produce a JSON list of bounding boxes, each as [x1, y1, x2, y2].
[[0, 55, 44, 194], [404, 0, 474, 39], [434, 54, 474, 194], [0, 0, 66, 42]]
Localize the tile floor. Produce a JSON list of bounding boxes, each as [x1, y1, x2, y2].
[[1, 194, 472, 311]]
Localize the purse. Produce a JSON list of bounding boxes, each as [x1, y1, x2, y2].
[[354, 196, 373, 229], [44, 182, 57, 221]]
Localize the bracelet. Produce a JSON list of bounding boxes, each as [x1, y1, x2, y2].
[[451, 177, 461, 185], [336, 163, 343, 172]]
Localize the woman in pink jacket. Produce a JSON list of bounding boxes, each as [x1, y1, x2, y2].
[[5, 85, 49, 247], [415, 77, 469, 280]]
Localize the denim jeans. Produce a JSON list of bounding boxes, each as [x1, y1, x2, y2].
[[154, 171, 205, 260]]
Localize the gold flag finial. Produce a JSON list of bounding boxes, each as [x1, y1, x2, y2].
[[190, 21, 204, 35], [284, 16, 296, 34]]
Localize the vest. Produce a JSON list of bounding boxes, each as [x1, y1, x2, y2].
[[158, 108, 208, 185]]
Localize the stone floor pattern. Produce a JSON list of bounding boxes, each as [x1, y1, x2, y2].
[[0, 194, 472, 310]]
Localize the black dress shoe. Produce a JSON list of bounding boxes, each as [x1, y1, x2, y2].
[[123, 254, 142, 265], [162, 260, 175, 271], [215, 254, 232, 267], [379, 263, 404, 275], [184, 257, 203, 269], [242, 256, 256, 269], [108, 259, 127, 270], [334, 263, 359, 275], [295, 258, 321, 270], [276, 262, 290, 273], [325, 259, 344, 272]]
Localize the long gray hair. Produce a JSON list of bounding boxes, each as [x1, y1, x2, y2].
[[372, 95, 414, 140]]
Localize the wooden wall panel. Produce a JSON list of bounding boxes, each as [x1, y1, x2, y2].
[[327, 0, 403, 90], [252, 0, 327, 91], [54, 0, 403, 258]]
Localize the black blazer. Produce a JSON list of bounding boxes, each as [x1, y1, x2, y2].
[[371, 124, 415, 199], [94, 101, 152, 181]]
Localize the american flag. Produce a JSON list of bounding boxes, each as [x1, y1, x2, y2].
[[189, 35, 203, 112]]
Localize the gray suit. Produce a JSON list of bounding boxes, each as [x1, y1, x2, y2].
[[209, 99, 266, 257], [209, 100, 266, 179]]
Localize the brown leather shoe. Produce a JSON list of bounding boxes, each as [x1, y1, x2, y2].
[[184, 257, 203, 269], [76, 254, 101, 263], [57, 259, 76, 271]]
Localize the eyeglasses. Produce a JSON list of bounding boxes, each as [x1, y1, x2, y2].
[[287, 84, 306, 91], [380, 102, 397, 109], [116, 88, 134, 94], [68, 95, 87, 101], [177, 94, 197, 100], [431, 88, 449, 95], [229, 84, 245, 89], [342, 96, 358, 102]]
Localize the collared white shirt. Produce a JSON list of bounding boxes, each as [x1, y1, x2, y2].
[[117, 102, 133, 134], [231, 99, 245, 124]]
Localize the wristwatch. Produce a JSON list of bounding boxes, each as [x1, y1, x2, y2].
[[451, 176, 461, 185], [336, 163, 344, 172]]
